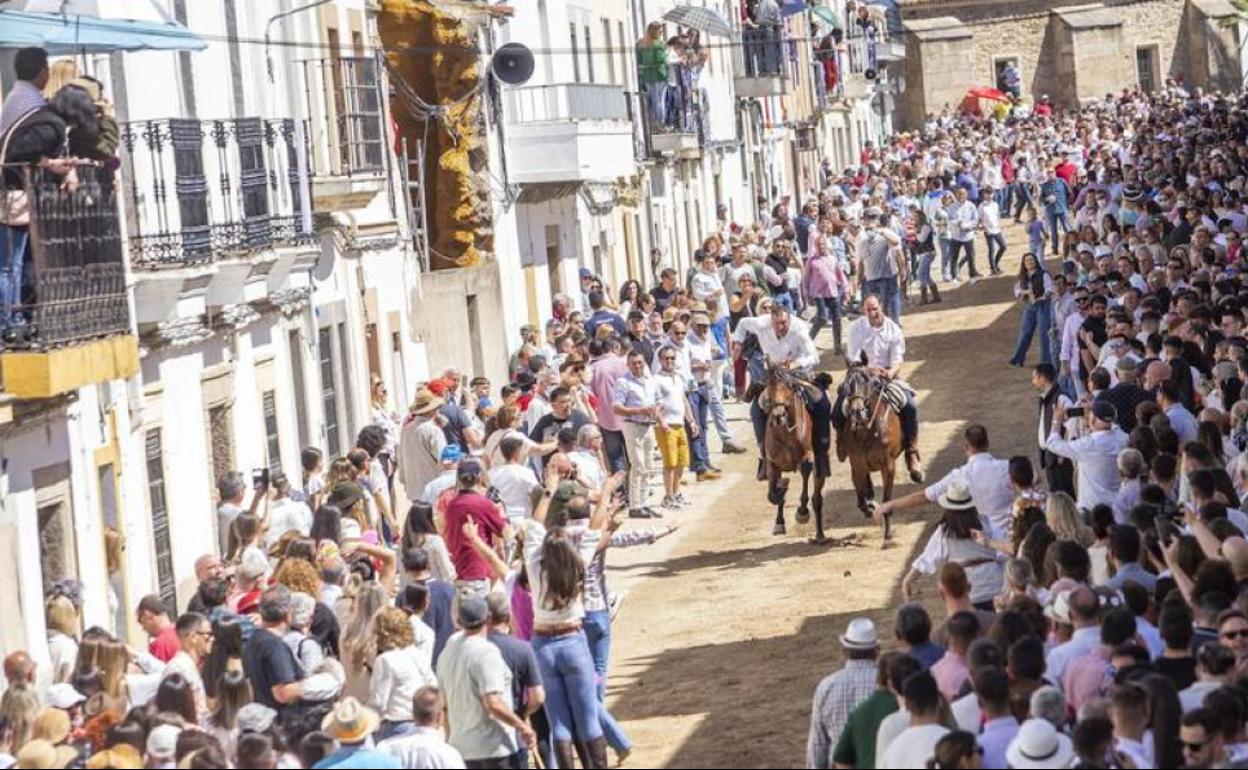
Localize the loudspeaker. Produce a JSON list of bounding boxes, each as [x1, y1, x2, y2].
[[864, 68, 877, 81], [491, 43, 535, 86]]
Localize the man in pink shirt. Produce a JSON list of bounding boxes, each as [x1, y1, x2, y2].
[[931, 611, 979, 701], [1064, 608, 1137, 711], [589, 337, 630, 474]]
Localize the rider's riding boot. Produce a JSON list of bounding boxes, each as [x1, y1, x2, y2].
[[554, 741, 577, 770], [835, 429, 847, 463], [757, 456, 768, 482], [905, 444, 924, 483], [587, 737, 610, 769], [919, 284, 929, 305], [930, 283, 942, 303]]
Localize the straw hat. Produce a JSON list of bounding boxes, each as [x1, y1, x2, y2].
[[409, 388, 441, 415], [15, 739, 77, 770], [321, 697, 380, 744], [937, 480, 975, 511]]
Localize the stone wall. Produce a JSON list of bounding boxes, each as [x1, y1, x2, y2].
[[894, 0, 1234, 129]]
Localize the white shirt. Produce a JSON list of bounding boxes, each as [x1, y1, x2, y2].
[[423, 470, 458, 506], [370, 645, 438, 723], [1114, 735, 1155, 770], [952, 691, 981, 732], [654, 370, 689, 426], [691, 270, 729, 318], [265, 498, 313, 546], [878, 723, 950, 769], [1165, 403, 1200, 446], [686, 331, 716, 384], [568, 449, 606, 492], [378, 726, 467, 768], [731, 315, 818, 369], [846, 316, 905, 371], [923, 453, 1016, 539], [489, 463, 540, 521], [874, 708, 910, 761], [950, 200, 979, 242], [979, 199, 1002, 234], [162, 651, 208, 722], [1045, 425, 1129, 511], [1046, 626, 1101, 689]]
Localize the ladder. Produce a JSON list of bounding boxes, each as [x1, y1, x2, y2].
[[399, 135, 430, 271]]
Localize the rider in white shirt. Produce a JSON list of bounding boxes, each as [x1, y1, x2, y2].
[[732, 304, 819, 476], [837, 294, 923, 480]]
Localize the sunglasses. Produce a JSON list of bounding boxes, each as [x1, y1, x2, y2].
[[1223, 628, 1248, 640], [1183, 740, 1209, 751]]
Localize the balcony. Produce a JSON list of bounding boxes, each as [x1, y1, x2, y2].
[[121, 117, 315, 269], [504, 83, 637, 184], [635, 75, 705, 160], [734, 26, 787, 99], [300, 56, 388, 211], [0, 164, 139, 399]]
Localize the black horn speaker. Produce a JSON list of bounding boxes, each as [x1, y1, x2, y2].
[[491, 43, 535, 86]]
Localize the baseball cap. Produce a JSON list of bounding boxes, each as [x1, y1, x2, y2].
[[46, 683, 85, 710], [1091, 400, 1118, 423], [439, 445, 464, 463], [456, 458, 484, 482], [457, 595, 489, 629], [236, 703, 278, 733], [146, 724, 181, 761]]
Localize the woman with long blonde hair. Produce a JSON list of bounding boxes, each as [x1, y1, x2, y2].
[[1046, 491, 1094, 546], [340, 582, 389, 701], [45, 594, 79, 683], [43, 58, 79, 97]]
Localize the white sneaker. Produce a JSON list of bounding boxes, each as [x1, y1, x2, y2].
[[675, 493, 693, 507], [661, 495, 681, 510]]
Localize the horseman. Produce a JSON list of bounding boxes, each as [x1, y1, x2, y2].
[[732, 303, 820, 480], [835, 294, 923, 482]]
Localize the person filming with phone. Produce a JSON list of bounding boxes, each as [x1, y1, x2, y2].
[[1044, 399, 1128, 511]]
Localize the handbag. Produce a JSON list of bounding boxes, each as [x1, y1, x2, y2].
[[0, 109, 42, 227]]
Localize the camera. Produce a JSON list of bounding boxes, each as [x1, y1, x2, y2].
[[252, 467, 270, 489], [486, 486, 502, 504], [1066, 406, 1085, 418]]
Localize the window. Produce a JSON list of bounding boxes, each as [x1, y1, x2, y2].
[[169, 118, 210, 262], [234, 117, 271, 249], [289, 329, 310, 449], [339, 58, 384, 172], [545, 224, 562, 295], [207, 404, 235, 493], [618, 21, 627, 87], [38, 502, 75, 595], [603, 20, 615, 84], [263, 390, 281, 474], [318, 326, 340, 455], [584, 24, 594, 83], [337, 322, 355, 440], [145, 430, 177, 611], [1136, 47, 1158, 93], [570, 22, 581, 82]]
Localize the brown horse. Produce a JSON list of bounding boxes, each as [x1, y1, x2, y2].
[[761, 368, 828, 541], [836, 364, 904, 539]]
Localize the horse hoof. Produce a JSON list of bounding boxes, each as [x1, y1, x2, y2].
[[909, 469, 926, 483], [809, 534, 830, 545], [772, 522, 787, 536], [862, 499, 877, 518], [796, 506, 811, 524], [882, 512, 894, 541]]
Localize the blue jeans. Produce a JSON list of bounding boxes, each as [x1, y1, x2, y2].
[[1011, 299, 1052, 366], [644, 81, 668, 127], [808, 296, 843, 346], [583, 610, 633, 753], [707, 368, 732, 444], [532, 631, 602, 742], [939, 236, 953, 280], [0, 225, 28, 326], [1013, 185, 1034, 219], [688, 383, 711, 472], [949, 239, 978, 278], [601, 428, 627, 474], [916, 250, 936, 288], [984, 231, 1006, 272], [1046, 209, 1071, 254], [862, 276, 901, 323]]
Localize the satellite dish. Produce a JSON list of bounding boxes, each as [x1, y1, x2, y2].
[[491, 43, 535, 86]]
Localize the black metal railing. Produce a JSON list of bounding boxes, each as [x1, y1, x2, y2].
[[121, 116, 314, 268], [634, 71, 707, 157], [626, 91, 652, 162], [301, 56, 386, 177], [740, 26, 785, 78], [0, 163, 130, 350]]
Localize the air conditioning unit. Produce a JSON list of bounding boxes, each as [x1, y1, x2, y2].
[[796, 125, 817, 151]]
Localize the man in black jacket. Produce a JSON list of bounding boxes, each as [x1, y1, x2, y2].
[[1032, 363, 1075, 496]]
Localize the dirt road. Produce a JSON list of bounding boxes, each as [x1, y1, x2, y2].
[[603, 223, 1043, 768]]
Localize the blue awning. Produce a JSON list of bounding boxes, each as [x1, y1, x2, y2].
[[0, 10, 207, 54]]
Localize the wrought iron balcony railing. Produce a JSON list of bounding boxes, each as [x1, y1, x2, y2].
[[0, 163, 130, 350], [121, 117, 314, 268]]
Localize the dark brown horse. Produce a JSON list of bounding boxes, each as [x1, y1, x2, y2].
[[836, 364, 905, 539], [761, 367, 828, 541]]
